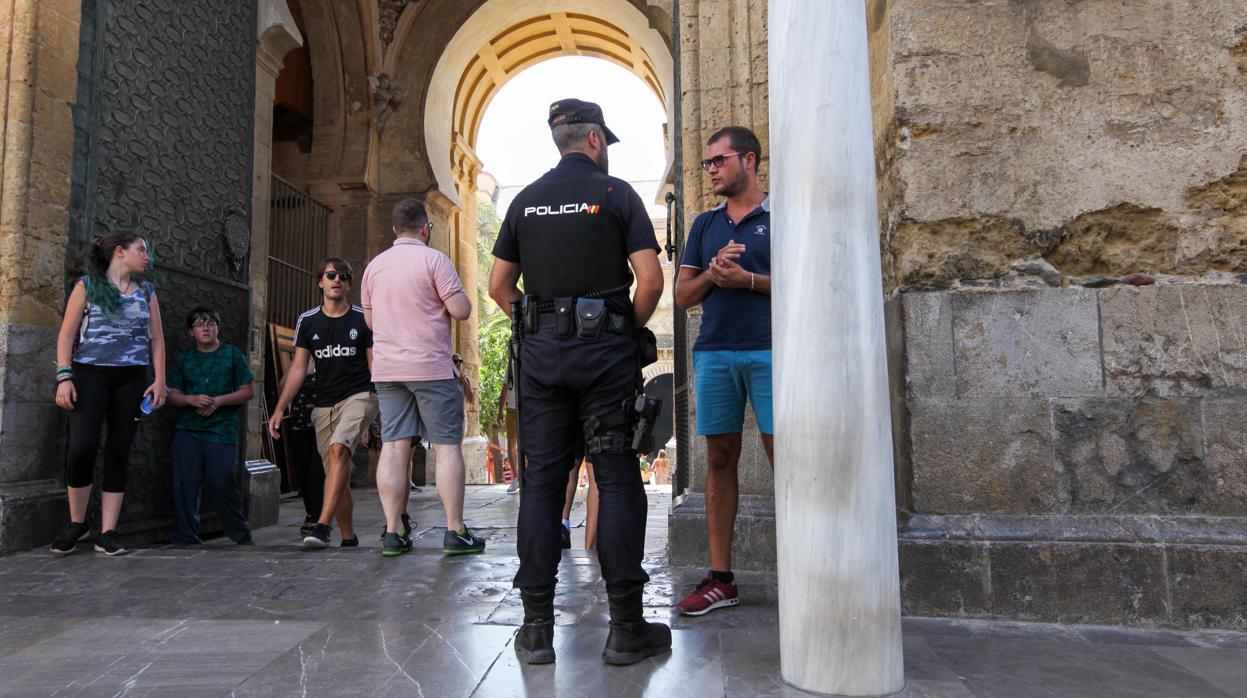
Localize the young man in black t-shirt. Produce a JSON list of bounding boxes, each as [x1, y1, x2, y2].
[[269, 258, 378, 548]]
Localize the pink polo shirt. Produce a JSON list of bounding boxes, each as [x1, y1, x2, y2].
[[360, 237, 465, 382]]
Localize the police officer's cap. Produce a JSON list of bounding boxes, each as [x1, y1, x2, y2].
[[547, 98, 620, 145]]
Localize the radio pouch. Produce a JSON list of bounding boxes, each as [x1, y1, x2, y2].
[[555, 297, 575, 338], [574, 297, 606, 339]]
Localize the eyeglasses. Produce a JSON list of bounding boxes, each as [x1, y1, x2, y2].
[[191, 321, 218, 330], [700, 153, 746, 171], [323, 271, 352, 282]]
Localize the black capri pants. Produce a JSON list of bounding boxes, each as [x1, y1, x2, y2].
[[65, 363, 147, 492]]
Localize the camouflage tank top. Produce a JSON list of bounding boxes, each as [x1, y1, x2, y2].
[[72, 276, 153, 367]]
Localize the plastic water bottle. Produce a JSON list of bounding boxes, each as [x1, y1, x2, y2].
[[135, 394, 154, 422]]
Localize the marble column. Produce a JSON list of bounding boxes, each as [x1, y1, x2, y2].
[[769, 1, 904, 695]]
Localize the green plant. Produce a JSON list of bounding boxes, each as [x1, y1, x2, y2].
[[477, 303, 511, 435]]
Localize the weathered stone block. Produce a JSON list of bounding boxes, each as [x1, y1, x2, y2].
[[899, 541, 989, 617], [1052, 399, 1205, 515], [901, 292, 955, 399], [0, 402, 62, 484], [669, 493, 775, 571], [242, 460, 280, 529], [0, 323, 60, 405], [0, 479, 67, 554], [951, 288, 1102, 397], [463, 436, 490, 485], [1101, 285, 1247, 398], [1168, 546, 1247, 629], [988, 543, 1169, 625], [1198, 400, 1247, 516], [909, 398, 1064, 514]]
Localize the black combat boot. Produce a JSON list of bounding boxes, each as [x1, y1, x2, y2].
[[515, 587, 556, 664], [602, 584, 672, 665]]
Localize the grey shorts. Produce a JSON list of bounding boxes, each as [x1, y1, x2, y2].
[[375, 379, 464, 445]]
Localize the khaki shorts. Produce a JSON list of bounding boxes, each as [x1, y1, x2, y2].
[[311, 391, 379, 463]]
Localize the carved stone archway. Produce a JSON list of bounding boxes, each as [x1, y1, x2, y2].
[[409, 0, 674, 449]]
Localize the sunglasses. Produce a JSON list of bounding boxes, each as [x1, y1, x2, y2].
[[323, 270, 351, 282], [700, 152, 746, 171]]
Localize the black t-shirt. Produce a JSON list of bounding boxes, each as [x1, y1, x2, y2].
[[493, 153, 660, 296], [294, 306, 374, 407]]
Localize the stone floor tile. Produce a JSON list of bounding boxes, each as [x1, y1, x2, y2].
[[901, 680, 978, 697], [470, 624, 723, 698], [901, 635, 963, 683], [0, 617, 81, 660], [1151, 647, 1247, 698], [1075, 625, 1198, 647], [0, 618, 323, 694], [232, 621, 516, 697], [926, 636, 1235, 698]]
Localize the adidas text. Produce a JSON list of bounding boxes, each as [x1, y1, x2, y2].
[[314, 345, 358, 359]]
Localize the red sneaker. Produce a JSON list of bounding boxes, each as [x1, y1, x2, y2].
[[675, 574, 739, 616]]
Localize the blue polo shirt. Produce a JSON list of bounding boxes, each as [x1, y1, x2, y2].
[[680, 197, 771, 351]]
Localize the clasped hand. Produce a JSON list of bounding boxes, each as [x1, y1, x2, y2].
[[192, 394, 218, 417], [707, 240, 750, 289]]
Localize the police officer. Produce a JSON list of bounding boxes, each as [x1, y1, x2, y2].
[[488, 98, 668, 666]]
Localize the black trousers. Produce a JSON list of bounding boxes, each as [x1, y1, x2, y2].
[[170, 432, 251, 544], [513, 327, 649, 591], [286, 427, 324, 519], [65, 363, 146, 491]]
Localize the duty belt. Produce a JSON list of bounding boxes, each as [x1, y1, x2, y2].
[[527, 282, 632, 312], [529, 308, 631, 335]]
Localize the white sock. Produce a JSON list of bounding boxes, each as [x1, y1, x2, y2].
[[561, 519, 571, 530]]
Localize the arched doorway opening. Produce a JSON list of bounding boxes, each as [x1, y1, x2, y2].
[[471, 55, 672, 483], [413, 1, 675, 478]]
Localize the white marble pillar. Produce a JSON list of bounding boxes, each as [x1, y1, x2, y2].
[[769, 1, 905, 696]]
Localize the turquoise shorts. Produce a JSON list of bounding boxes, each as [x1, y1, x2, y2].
[[692, 349, 773, 436]]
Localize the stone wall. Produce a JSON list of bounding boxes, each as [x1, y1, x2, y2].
[[881, 0, 1247, 627], [0, 0, 82, 552], [669, 0, 773, 568], [880, 0, 1247, 290], [892, 281, 1247, 627]]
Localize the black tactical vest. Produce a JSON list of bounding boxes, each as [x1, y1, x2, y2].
[[513, 173, 631, 300]]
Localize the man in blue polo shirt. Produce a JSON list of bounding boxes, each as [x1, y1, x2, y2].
[[673, 126, 771, 616]]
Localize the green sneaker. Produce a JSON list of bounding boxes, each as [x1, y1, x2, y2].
[[381, 531, 411, 557], [442, 526, 486, 555]]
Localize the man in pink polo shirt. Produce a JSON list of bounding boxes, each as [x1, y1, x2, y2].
[[361, 197, 486, 558]]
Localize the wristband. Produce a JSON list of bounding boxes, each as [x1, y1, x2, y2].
[[57, 374, 73, 383]]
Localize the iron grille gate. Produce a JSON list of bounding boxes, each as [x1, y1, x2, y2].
[[267, 176, 330, 328]]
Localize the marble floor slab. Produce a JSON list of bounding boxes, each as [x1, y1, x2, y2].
[[0, 485, 1244, 697]]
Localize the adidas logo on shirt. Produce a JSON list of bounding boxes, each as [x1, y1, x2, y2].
[[313, 344, 358, 359], [312, 334, 319, 340]]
